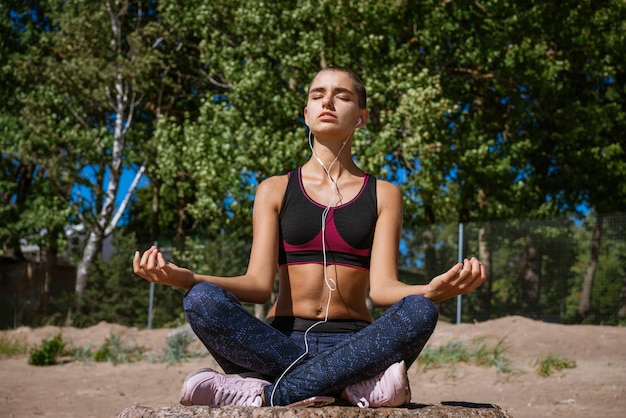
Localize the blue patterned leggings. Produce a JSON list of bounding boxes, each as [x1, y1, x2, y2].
[[183, 282, 438, 406]]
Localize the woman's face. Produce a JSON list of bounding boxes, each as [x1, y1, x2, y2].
[[304, 70, 365, 139]]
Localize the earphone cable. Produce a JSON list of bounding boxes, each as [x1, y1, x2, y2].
[[270, 128, 354, 406]]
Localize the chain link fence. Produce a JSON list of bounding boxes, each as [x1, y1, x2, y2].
[[400, 213, 626, 325], [2, 213, 625, 328]]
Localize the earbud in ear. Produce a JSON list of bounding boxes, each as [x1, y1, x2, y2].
[[356, 118, 362, 126]]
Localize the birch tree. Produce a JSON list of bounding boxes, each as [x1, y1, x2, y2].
[[14, 1, 162, 309]]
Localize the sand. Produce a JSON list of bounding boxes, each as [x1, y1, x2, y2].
[[1, 316, 624, 418]]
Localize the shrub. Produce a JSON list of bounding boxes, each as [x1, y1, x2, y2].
[[28, 334, 65, 366]]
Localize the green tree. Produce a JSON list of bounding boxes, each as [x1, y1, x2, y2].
[[411, 0, 626, 317], [4, 0, 625, 326], [151, 0, 455, 241], [11, 1, 167, 314], [1, 1, 45, 258], [1, 1, 73, 319]]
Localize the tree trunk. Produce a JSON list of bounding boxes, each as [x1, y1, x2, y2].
[[40, 231, 60, 316], [423, 227, 437, 281], [477, 224, 492, 320], [423, 202, 437, 281], [73, 162, 145, 311], [518, 234, 541, 317], [618, 271, 626, 321], [578, 215, 602, 319], [174, 170, 189, 249], [151, 180, 161, 244], [75, 230, 103, 303]]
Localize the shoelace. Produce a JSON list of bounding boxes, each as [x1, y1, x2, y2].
[[357, 397, 370, 408], [350, 374, 388, 408], [214, 386, 260, 407]]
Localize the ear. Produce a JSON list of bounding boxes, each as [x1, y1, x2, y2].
[[356, 109, 369, 127], [303, 107, 309, 125]]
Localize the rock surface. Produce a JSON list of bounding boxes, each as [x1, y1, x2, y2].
[[119, 403, 513, 418]]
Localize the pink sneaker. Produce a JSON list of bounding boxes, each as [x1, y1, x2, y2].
[[179, 368, 269, 407], [344, 361, 411, 408]]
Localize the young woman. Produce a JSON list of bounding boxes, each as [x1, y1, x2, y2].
[[133, 67, 485, 408]]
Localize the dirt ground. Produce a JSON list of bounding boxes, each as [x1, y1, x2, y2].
[[1, 316, 624, 418]]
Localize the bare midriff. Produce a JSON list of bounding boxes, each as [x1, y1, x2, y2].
[[267, 263, 373, 323]]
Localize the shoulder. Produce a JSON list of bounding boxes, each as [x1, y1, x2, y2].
[[258, 173, 289, 191], [375, 178, 402, 201], [373, 178, 402, 216], [255, 174, 290, 208]]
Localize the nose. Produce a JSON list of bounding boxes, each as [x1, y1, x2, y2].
[[322, 94, 334, 109]]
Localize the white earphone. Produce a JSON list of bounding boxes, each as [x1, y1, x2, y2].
[[356, 118, 362, 126], [273, 125, 350, 406]]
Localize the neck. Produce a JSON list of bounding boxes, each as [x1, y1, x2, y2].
[[305, 151, 360, 179], [310, 142, 353, 173], [308, 127, 354, 166]]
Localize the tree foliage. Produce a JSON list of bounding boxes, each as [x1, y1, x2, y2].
[[2, 0, 625, 327]]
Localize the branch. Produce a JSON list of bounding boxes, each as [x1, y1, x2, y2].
[[122, 90, 143, 136], [105, 85, 117, 110], [105, 163, 146, 235], [152, 22, 181, 49], [199, 69, 234, 89], [63, 99, 90, 130], [448, 67, 495, 79]]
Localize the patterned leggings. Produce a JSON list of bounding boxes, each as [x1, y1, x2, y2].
[[183, 282, 438, 406]]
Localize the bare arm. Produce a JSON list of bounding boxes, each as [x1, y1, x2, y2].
[[368, 180, 486, 307], [132, 176, 286, 304]]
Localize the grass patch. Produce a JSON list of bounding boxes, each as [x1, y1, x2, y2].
[[23, 330, 206, 366], [162, 328, 193, 365], [159, 327, 207, 365], [93, 333, 144, 364], [418, 338, 513, 378], [68, 345, 95, 364], [0, 335, 29, 357], [536, 354, 577, 377]]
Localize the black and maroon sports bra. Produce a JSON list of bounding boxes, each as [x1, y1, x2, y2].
[[277, 167, 378, 270]]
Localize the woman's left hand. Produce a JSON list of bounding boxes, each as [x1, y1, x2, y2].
[[425, 257, 486, 302]]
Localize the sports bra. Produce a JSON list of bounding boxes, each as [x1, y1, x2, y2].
[[278, 167, 378, 270]]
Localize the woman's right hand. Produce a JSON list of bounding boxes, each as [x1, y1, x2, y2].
[[132, 246, 195, 290]]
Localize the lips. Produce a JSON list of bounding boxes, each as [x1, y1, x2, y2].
[[318, 112, 336, 121]]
